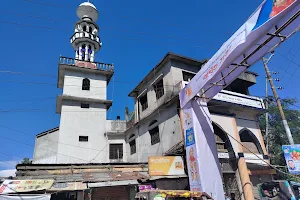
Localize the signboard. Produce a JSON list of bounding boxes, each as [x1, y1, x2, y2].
[[282, 145, 300, 174], [182, 81, 264, 109], [0, 194, 51, 200], [183, 101, 224, 198], [75, 61, 97, 70], [179, 1, 298, 199], [180, 0, 299, 107], [248, 169, 276, 175], [218, 152, 230, 159], [213, 91, 264, 109], [0, 179, 54, 194], [148, 156, 185, 176], [48, 182, 87, 191], [138, 185, 154, 192]]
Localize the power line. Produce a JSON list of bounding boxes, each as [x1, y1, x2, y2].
[[0, 10, 216, 45], [224, 127, 300, 181], [21, 0, 230, 33], [0, 20, 213, 49], [0, 103, 232, 114], [0, 124, 179, 156], [0, 134, 90, 162]]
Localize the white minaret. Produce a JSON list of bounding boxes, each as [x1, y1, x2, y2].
[[53, 2, 113, 164], [71, 2, 102, 62]]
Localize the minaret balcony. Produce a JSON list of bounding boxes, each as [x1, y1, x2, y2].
[[58, 56, 114, 88], [70, 31, 102, 51]]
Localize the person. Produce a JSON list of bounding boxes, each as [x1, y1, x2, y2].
[[225, 193, 231, 200], [230, 193, 236, 200], [270, 0, 295, 17], [288, 160, 296, 170], [263, 190, 272, 197]]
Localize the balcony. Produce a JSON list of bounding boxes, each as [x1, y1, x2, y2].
[[105, 120, 127, 135], [59, 56, 114, 72], [70, 32, 101, 51], [58, 56, 114, 87], [182, 81, 265, 111]]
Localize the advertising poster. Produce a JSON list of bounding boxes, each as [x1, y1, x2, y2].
[[182, 101, 224, 200], [282, 145, 300, 174], [0, 180, 54, 194], [0, 194, 51, 200], [179, 0, 299, 107], [148, 156, 185, 176], [48, 182, 87, 191]]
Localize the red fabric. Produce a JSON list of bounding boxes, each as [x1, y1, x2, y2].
[[190, 155, 196, 162]]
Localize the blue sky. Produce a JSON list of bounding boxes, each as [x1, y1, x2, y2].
[[0, 0, 299, 172]]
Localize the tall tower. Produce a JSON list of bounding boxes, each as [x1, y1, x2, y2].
[[54, 2, 114, 163]]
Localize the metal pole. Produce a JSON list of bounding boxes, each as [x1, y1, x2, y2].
[[262, 56, 294, 145], [265, 75, 269, 153]]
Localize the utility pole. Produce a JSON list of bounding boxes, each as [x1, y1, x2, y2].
[[262, 55, 294, 145], [265, 75, 269, 153]]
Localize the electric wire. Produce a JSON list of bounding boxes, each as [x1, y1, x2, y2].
[[21, 0, 230, 33], [0, 10, 216, 45], [0, 20, 212, 49]]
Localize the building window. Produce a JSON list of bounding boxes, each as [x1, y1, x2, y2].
[[79, 136, 88, 142], [89, 26, 92, 33], [182, 71, 196, 82], [109, 144, 123, 160], [140, 94, 148, 111], [149, 120, 160, 145], [83, 26, 86, 32], [81, 103, 90, 108], [154, 79, 164, 100], [213, 124, 229, 152], [82, 78, 90, 90], [129, 134, 136, 155], [239, 129, 263, 154]]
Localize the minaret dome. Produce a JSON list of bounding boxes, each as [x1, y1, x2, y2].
[[76, 2, 98, 21]]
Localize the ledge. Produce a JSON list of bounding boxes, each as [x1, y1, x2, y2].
[[56, 95, 112, 114]]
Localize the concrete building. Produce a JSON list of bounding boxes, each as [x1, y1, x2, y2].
[[123, 52, 273, 199], [33, 2, 126, 164]]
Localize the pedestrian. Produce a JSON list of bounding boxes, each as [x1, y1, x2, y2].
[[231, 193, 236, 200]]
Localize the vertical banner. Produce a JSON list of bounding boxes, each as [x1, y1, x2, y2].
[[282, 145, 300, 174], [183, 100, 224, 199]]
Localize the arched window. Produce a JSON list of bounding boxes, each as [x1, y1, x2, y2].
[[83, 26, 86, 32], [213, 123, 230, 153], [89, 26, 93, 33], [239, 129, 263, 154], [129, 134, 136, 155], [82, 78, 90, 90], [149, 120, 160, 145]]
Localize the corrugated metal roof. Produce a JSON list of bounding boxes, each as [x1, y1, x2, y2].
[[16, 171, 149, 183]]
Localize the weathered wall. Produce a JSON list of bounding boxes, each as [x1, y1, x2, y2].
[[33, 130, 59, 164], [63, 70, 107, 99]]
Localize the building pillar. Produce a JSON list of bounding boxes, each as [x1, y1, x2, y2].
[[79, 46, 83, 60], [90, 45, 95, 62], [85, 43, 89, 61], [75, 47, 79, 59], [238, 157, 253, 200], [232, 118, 254, 200]]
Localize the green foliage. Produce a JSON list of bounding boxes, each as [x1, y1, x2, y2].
[[21, 158, 32, 164], [259, 97, 300, 180]]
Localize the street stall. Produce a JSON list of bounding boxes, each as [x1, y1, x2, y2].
[[257, 180, 300, 200], [135, 190, 213, 200]]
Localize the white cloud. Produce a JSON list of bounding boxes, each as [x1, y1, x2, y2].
[[0, 160, 18, 170], [0, 169, 16, 177]]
